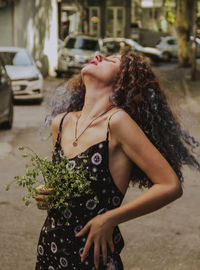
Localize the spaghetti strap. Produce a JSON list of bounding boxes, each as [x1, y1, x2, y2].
[[57, 112, 68, 142], [106, 109, 123, 141]]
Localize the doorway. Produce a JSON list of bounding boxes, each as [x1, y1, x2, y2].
[[106, 7, 125, 37]]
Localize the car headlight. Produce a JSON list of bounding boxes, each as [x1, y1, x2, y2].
[[74, 55, 86, 63]]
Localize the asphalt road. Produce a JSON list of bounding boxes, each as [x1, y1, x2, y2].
[[0, 71, 200, 270]]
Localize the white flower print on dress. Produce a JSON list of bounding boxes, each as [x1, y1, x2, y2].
[[66, 160, 76, 170], [60, 257, 68, 267], [79, 247, 84, 257], [59, 150, 65, 158], [38, 245, 44, 256], [112, 196, 121, 206], [74, 225, 83, 234], [91, 152, 102, 165], [51, 242, 58, 254], [85, 199, 97, 210], [48, 266, 55, 270], [63, 209, 72, 219]]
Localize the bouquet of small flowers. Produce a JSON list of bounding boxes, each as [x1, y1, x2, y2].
[[6, 146, 98, 219]]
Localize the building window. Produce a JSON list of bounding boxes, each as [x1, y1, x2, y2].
[[106, 7, 125, 37]]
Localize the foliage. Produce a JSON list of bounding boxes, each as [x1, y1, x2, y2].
[[164, 0, 176, 25], [5, 146, 98, 224]]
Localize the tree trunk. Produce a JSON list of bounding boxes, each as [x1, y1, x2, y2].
[[176, 0, 192, 67], [190, 0, 197, 80]]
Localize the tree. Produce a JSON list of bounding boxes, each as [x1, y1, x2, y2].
[[190, 0, 198, 80], [176, 0, 192, 67]]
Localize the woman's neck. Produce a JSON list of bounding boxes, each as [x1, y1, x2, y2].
[[79, 80, 114, 121]]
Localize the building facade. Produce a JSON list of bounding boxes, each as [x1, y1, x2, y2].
[[0, 0, 58, 76], [60, 0, 131, 39]]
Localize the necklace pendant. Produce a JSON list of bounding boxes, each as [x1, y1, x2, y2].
[[73, 141, 78, 147]]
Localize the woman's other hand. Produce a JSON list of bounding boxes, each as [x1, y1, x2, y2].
[[34, 185, 53, 210], [75, 212, 115, 269]]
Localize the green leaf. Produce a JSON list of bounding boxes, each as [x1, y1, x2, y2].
[[25, 200, 30, 206], [5, 184, 10, 191]]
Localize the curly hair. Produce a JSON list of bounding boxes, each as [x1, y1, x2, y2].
[[50, 50, 200, 189]]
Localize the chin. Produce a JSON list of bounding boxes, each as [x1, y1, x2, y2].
[[81, 64, 95, 77]]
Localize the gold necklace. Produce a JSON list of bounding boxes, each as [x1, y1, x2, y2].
[[73, 105, 114, 147]]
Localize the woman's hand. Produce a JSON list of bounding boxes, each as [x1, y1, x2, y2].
[[75, 212, 115, 269], [34, 185, 53, 210]]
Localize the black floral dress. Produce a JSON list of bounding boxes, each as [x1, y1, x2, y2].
[[35, 111, 125, 270]]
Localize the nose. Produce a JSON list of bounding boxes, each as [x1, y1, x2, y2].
[[95, 54, 104, 62]]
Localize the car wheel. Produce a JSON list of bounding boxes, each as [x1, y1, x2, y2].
[[2, 98, 13, 129], [162, 52, 172, 62]]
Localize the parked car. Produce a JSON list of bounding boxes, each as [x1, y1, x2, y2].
[[102, 37, 162, 63], [155, 36, 200, 61], [0, 57, 13, 129], [56, 35, 104, 77], [0, 47, 43, 102]]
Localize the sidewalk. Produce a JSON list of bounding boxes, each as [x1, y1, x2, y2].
[[154, 63, 200, 119]]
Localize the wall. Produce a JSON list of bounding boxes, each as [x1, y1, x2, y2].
[[0, 0, 58, 76], [15, 0, 58, 76], [0, 4, 13, 46]]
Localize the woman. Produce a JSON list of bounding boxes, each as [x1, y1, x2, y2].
[[35, 51, 199, 270]]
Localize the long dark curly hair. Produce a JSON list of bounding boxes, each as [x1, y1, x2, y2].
[[50, 50, 200, 189]]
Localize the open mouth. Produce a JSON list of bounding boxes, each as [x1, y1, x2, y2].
[[89, 60, 98, 65]]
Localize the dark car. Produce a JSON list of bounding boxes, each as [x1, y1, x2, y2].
[[0, 57, 13, 129]]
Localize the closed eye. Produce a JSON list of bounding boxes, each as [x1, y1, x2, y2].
[[105, 56, 120, 63]]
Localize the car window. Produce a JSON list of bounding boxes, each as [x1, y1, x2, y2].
[[65, 37, 100, 51], [103, 41, 121, 53], [0, 51, 33, 66], [167, 39, 177, 45], [155, 39, 161, 45]]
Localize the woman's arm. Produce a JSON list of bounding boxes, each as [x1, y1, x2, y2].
[[104, 110, 183, 225], [77, 110, 183, 268]]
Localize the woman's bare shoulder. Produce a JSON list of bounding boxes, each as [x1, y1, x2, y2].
[[51, 111, 73, 131], [109, 109, 136, 127]]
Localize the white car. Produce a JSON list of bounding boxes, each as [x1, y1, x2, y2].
[[155, 36, 200, 61], [56, 35, 103, 77], [102, 37, 162, 63], [0, 47, 43, 102]]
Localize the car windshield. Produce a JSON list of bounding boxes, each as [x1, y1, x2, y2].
[[0, 51, 33, 66], [65, 37, 100, 51]]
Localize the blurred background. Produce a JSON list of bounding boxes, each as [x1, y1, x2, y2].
[[0, 1, 200, 269]]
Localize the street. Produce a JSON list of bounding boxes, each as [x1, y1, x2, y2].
[[0, 65, 200, 270]]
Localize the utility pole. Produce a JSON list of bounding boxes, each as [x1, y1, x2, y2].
[[190, 0, 197, 80]]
